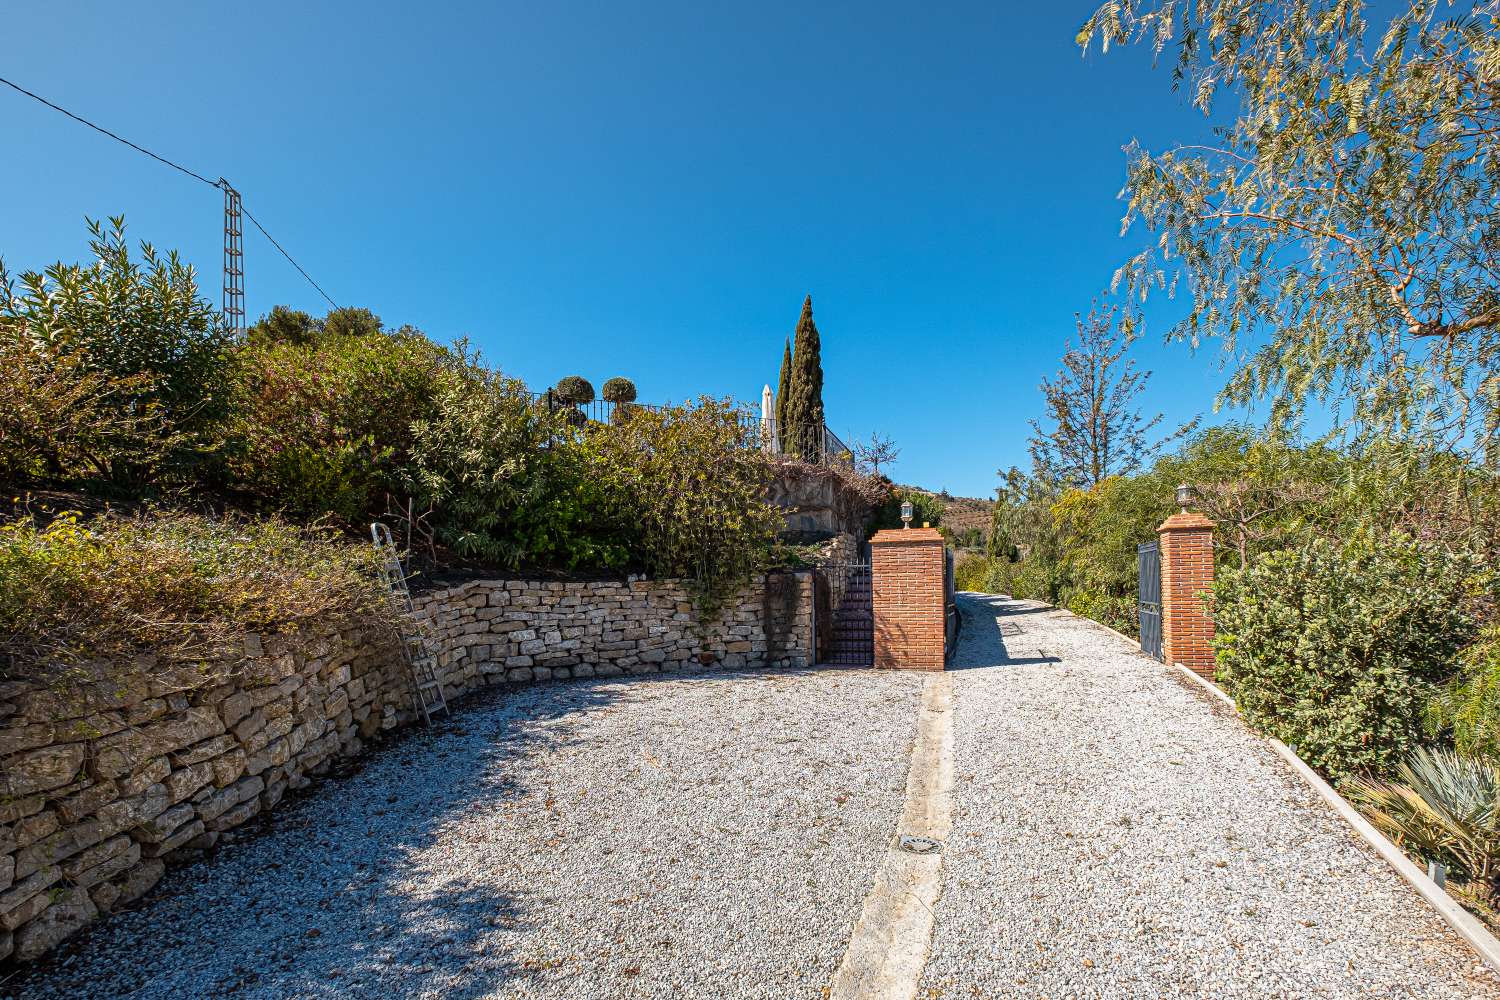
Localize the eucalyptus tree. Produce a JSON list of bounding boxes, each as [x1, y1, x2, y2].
[[1078, 0, 1500, 459]]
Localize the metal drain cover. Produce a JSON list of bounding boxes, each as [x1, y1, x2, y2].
[[897, 834, 942, 855]]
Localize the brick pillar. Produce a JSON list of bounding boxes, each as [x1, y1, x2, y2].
[[870, 527, 946, 670], [1158, 512, 1215, 678]]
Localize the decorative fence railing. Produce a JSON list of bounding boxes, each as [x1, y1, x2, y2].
[[529, 391, 855, 471]]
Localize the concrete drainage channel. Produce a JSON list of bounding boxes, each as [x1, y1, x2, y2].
[[829, 672, 953, 1000]]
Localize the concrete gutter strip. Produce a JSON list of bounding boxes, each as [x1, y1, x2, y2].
[[1169, 659, 1500, 976], [829, 672, 954, 1000]]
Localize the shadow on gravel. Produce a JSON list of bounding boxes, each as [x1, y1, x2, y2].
[[7, 676, 654, 1000], [948, 595, 1060, 672]]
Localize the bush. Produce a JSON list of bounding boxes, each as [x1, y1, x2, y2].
[[1065, 588, 1138, 635], [0, 216, 233, 488], [225, 330, 448, 522], [954, 554, 995, 592], [601, 377, 637, 403], [553, 375, 595, 405], [0, 327, 168, 488], [592, 398, 781, 615], [1345, 748, 1500, 911], [404, 353, 628, 570], [1428, 627, 1500, 758], [1214, 536, 1481, 779], [0, 511, 389, 678]]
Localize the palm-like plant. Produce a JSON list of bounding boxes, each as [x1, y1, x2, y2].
[[1346, 748, 1500, 896]]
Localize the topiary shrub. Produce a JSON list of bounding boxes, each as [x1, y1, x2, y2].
[[553, 375, 595, 405], [601, 376, 637, 404], [1214, 535, 1480, 780]]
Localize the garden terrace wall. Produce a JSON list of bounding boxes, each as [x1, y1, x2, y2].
[[410, 571, 815, 696], [0, 570, 813, 964]]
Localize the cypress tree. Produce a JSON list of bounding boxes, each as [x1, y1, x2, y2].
[[775, 336, 793, 449], [785, 295, 825, 460]]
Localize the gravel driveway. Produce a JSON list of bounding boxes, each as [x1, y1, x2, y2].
[[6, 669, 923, 999], [920, 594, 1500, 999], [9, 594, 1499, 999]]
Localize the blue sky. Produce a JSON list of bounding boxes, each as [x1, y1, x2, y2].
[[3, 1, 1245, 498]]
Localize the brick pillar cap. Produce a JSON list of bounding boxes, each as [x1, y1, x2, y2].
[[870, 527, 944, 545], [1158, 511, 1214, 533]]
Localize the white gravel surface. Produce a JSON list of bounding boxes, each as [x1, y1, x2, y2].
[[920, 593, 1500, 999], [7, 669, 922, 999], [12, 594, 1500, 999]]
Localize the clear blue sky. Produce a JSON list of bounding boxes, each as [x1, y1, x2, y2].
[[3, 1, 1246, 498]]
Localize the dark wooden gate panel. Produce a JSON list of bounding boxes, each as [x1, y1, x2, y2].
[[1138, 541, 1163, 661]]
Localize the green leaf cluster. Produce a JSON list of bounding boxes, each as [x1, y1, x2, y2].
[[1214, 536, 1482, 779]]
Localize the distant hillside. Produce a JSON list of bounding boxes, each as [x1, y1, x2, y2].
[[901, 485, 993, 541]]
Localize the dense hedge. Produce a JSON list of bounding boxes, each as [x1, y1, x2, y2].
[[1213, 536, 1481, 779]]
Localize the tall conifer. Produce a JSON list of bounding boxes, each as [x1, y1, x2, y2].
[[775, 336, 793, 448], [785, 295, 825, 460]]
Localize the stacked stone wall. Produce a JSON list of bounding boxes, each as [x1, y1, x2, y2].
[[0, 570, 813, 963]]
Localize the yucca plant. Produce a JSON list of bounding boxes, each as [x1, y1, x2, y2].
[[1346, 748, 1500, 901]]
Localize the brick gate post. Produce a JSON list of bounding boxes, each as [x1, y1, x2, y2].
[[1157, 511, 1215, 678], [870, 527, 946, 670]]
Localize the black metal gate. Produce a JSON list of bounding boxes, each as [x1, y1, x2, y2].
[[818, 559, 872, 666], [1138, 540, 1162, 661]]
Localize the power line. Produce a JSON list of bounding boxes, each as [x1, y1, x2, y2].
[[0, 76, 219, 188], [242, 203, 338, 310], [0, 74, 339, 310]]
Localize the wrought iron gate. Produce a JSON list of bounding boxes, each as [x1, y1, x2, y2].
[[818, 559, 872, 666], [1138, 540, 1162, 661]]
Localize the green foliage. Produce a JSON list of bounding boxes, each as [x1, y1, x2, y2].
[[783, 296, 826, 460], [226, 329, 448, 521], [1429, 628, 1500, 758], [1214, 536, 1481, 779], [0, 510, 390, 678], [0, 216, 232, 488], [0, 324, 168, 488], [553, 375, 595, 405], [871, 488, 945, 534], [591, 398, 782, 616], [1030, 303, 1185, 489], [1346, 749, 1500, 903], [601, 377, 637, 404], [247, 305, 320, 346], [322, 307, 383, 340], [404, 353, 627, 570], [248, 305, 387, 348], [776, 337, 793, 436], [953, 554, 993, 592], [1079, 0, 1500, 457]]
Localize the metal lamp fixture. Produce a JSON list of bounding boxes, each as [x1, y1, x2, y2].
[[900, 500, 914, 528], [1175, 482, 1197, 511]]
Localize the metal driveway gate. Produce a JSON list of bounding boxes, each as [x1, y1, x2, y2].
[[1137, 540, 1162, 661]]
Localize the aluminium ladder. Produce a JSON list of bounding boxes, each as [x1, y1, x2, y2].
[[370, 523, 450, 725]]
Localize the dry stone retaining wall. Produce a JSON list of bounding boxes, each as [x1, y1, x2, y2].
[[412, 571, 815, 697], [0, 570, 813, 964]]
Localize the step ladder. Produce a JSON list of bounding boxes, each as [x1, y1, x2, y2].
[[370, 523, 450, 725]]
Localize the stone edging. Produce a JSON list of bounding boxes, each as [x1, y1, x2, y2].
[[1169, 661, 1500, 976]]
